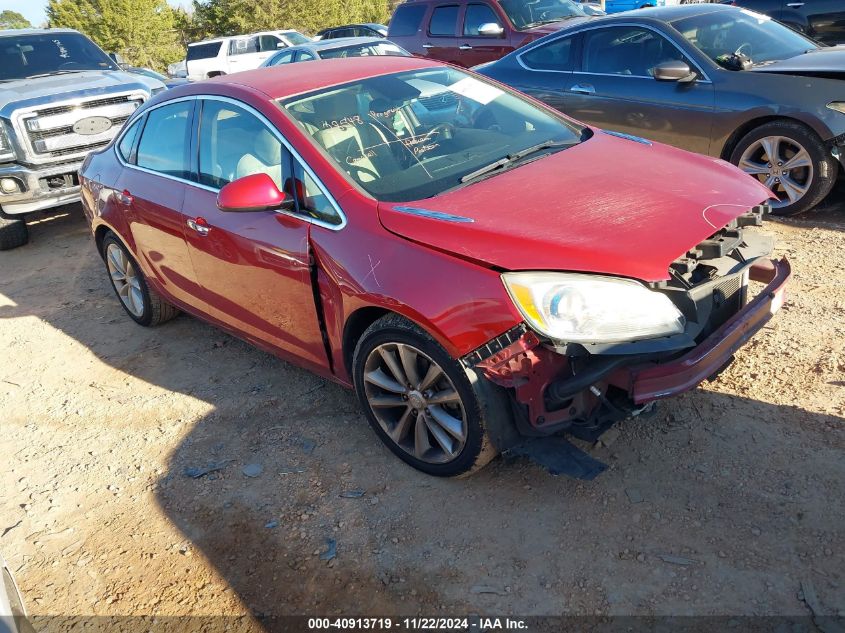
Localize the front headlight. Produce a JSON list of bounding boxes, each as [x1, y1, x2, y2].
[[0, 122, 15, 162], [502, 272, 686, 343], [827, 102, 845, 115]]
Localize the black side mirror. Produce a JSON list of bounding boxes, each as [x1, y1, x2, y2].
[[652, 60, 697, 83]]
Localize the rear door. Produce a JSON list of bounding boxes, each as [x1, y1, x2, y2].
[[504, 33, 579, 113], [115, 99, 204, 308], [423, 4, 461, 63], [458, 2, 511, 66], [181, 97, 333, 368], [565, 24, 715, 154], [225, 36, 262, 72]]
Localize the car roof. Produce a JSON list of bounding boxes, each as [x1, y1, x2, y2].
[[0, 28, 80, 37], [206, 55, 438, 99], [189, 30, 303, 46], [299, 36, 391, 50]]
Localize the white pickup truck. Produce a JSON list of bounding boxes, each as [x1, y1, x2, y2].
[[0, 28, 164, 250], [185, 30, 311, 80]]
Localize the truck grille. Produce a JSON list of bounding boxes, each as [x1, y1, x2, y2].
[[417, 92, 458, 110], [15, 92, 146, 163]]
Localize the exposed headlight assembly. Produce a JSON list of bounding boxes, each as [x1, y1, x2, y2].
[[0, 122, 15, 162], [827, 102, 845, 115], [502, 272, 686, 344]]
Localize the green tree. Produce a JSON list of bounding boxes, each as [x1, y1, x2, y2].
[[46, 0, 184, 71], [190, 0, 390, 39], [0, 9, 33, 29]]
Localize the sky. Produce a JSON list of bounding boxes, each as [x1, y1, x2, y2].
[[1, 0, 192, 27]]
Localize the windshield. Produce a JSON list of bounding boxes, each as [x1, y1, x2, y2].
[[672, 8, 819, 65], [319, 42, 408, 59], [0, 32, 117, 81], [281, 67, 585, 202], [499, 0, 586, 29], [283, 32, 311, 46]]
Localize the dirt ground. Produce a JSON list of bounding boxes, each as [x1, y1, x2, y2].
[[1, 189, 843, 630]]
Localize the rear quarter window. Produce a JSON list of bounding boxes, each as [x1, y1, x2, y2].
[[187, 42, 222, 60], [389, 4, 428, 36]]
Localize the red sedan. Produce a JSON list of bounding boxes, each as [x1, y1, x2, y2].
[[79, 57, 789, 477]]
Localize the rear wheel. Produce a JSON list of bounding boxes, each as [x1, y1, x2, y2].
[[102, 232, 179, 326], [352, 314, 497, 477], [730, 121, 837, 216], [0, 210, 29, 250]]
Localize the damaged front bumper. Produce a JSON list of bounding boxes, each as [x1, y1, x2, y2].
[[464, 256, 790, 437]]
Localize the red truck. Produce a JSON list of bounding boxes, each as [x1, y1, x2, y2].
[[387, 0, 591, 66]]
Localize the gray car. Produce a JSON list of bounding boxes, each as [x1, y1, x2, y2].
[[260, 37, 409, 67], [477, 4, 845, 215]]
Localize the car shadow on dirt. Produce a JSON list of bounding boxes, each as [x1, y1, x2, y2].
[[1, 206, 843, 627]]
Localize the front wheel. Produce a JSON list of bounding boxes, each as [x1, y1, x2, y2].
[[730, 121, 837, 216], [0, 210, 29, 250], [352, 314, 497, 477]]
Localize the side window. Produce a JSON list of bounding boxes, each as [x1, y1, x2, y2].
[[198, 100, 287, 191], [136, 102, 192, 178], [269, 50, 295, 66], [389, 4, 427, 36], [582, 27, 689, 77], [429, 5, 460, 36], [259, 35, 282, 51], [463, 4, 502, 36], [521, 36, 574, 71], [297, 51, 317, 62], [292, 161, 342, 226], [117, 115, 144, 163], [229, 36, 259, 56]]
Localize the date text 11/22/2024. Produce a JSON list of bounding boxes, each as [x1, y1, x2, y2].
[[307, 617, 529, 630]]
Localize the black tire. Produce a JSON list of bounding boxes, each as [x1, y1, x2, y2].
[[729, 120, 837, 217], [0, 210, 29, 250], [101, 232, 180, 326], [352, 314, 498, 477]]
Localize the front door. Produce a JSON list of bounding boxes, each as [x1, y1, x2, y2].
[[423, 4, 461, 64], [117, 99, 204, 308], [791, 0, 845, 45], [181, 98, 328, 369], [458, 3, 511, 66], [564, 25, 715, 155]]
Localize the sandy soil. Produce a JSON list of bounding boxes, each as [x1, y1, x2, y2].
[[0, 193, 843, 630]]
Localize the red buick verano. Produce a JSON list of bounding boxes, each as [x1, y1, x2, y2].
[[80, 57, 789, 477]]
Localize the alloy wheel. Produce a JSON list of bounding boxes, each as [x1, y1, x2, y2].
[[106, 243, 144, 318], [737, 135, 813, 209], [362, 342, 467, 464]]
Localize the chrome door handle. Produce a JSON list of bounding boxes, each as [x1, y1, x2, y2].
[[186, 218, 210, 236], [422, 43, 434, 49], [459, 44, 473, 50], [570, 83, 595, 95], [786, 2, 804, 6]]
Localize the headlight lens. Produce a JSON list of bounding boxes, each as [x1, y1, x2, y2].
[[827, 102, 845, 115], [0, 122, 14, 162], [502, 272, 686, 343]]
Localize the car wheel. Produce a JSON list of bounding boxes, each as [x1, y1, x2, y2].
[[731, 121, 837, 216], [352, 314, 497, 477], [0, 210, 29, 250], [102, 232, 179, 326]]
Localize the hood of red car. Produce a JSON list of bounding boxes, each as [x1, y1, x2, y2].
[[378, 131, 773, 282], [520, 17, 591, 37]]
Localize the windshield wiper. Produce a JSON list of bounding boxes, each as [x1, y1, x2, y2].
[[23, 70, 89, 79], [459, 140, 574, 184]]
